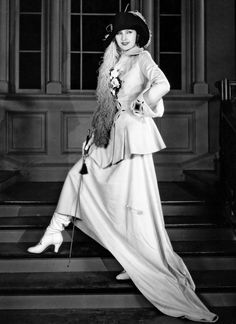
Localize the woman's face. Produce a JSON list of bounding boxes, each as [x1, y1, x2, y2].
[[115, 29, 137, 51]]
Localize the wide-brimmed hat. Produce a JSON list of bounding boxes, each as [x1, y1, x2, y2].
[[104, 11, 151, 48]]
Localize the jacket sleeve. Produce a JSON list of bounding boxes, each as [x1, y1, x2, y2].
[[132, 51, 170, 118]]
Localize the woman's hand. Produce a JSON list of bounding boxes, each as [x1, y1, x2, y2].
[[131, 92, 165, 118], [131, 98, 144, 117], [83, 130, 94, 155]]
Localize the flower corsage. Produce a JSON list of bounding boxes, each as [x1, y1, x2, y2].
[[109, 67, 122, 98]]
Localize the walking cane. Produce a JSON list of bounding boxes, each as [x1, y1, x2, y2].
[[67, 129, 93, 267]]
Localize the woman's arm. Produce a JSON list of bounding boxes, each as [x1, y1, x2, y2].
[[139, 51, 170, 107], [132, 51, 170, 118]]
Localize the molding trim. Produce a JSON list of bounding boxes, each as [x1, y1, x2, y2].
[[46, 81, 62, 94], [0, 81, 9, 93], [61, 111, 91, 154], [0, 93, 214, 101], [0, 0, 9, 93], [17, 163, 186, 182], [158, 111, 196, 154], [6, 111, 47, 154]]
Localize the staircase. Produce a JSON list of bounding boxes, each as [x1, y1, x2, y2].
[[0, 170, 20, 193], [0, 180, 236, 323]]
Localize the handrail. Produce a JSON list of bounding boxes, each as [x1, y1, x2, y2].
[[222, 112, 236, 135], [215, 78, 236, 101], [215, 78, 236, 226]]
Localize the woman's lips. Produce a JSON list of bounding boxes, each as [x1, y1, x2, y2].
[[121, 42, 129, 46]]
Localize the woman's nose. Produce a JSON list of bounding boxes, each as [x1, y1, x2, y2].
[[121, 33, 127, 41]]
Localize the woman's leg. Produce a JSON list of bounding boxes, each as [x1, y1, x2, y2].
[[27, 212, 71, 254], [27, 159, 84, 254]]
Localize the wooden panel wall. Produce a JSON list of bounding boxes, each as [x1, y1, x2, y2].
[[159, 111, 196, 153], [61, 112, 91, 154], [7, 112, 47, 154]]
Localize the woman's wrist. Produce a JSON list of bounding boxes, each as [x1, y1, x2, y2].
[[133, 97, 144, 115], [131, 93, 149, 116], [131, 92, 164, 118]]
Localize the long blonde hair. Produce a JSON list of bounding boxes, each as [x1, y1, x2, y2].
[[92, 10, 150, 147], [92, 41, 120, 147]]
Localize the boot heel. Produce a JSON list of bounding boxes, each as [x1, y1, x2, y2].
[[54, 242, 62, 253]]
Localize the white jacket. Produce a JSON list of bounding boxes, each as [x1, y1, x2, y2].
[[90, 46, 170, 168]]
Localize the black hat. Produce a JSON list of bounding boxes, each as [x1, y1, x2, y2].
[[104, 11, 151, 48]]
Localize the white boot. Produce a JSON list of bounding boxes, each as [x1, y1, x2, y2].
[[27, 213, 71, 254], [116, 270, 130, 280]]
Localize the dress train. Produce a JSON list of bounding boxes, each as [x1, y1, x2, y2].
[[54, 153, 218, 323]]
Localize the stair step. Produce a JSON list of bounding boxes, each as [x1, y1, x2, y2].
[[0, 227, 234, 243], [1, 180, 234, 314], [0, 241, 110, 258], [0, 215, 223, 228], [0, 170, 21, 193], [1, 241, 236, 259], [0, 215, 232, 243], [0, 307, 235, 324], [0, 271, 235, 310], [0, 203, 220, 217], [1, 255, 236, 273], [1, 292, 236, 310], [0, 182, 62, 204], [0, 181, 221, 217], [162, 203, 220, 216], [0, 170, 20, 183], [184, 170, 219, 198], [184, 170, 218, 186], [1, 271, 236, 294], [0, 204, 56, 217], [0, 182, 203, 204]]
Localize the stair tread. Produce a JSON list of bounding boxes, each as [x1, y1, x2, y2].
[[184, 170, 219, 184], [1, 241, 236, 258], [0, 270, 236, 294], [0, 170, 19, 184], [0, 182, 63, 204], [0, 215, 224, 228], [0, 181, 209, 204], [0, 170, 19, 183], [0, 307, 235, 324], [0, 307, 234, 324], [0, 241, 110, 258], [0, 171, 20, 193]]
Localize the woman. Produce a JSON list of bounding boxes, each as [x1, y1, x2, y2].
[[28, 11, 218, 323]]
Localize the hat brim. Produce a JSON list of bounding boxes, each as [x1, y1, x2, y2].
[[104, 12, 150, 48]]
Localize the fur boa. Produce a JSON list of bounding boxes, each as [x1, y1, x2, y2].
[[92, 11, 150, 148], [92, 42, 120, 147]]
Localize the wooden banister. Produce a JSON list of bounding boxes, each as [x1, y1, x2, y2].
[[216, 79, 236, 227]]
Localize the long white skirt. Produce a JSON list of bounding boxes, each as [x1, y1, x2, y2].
[[55, 153, 218, 323]]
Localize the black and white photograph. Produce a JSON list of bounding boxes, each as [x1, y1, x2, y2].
[[0, 0, 235, 323]]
